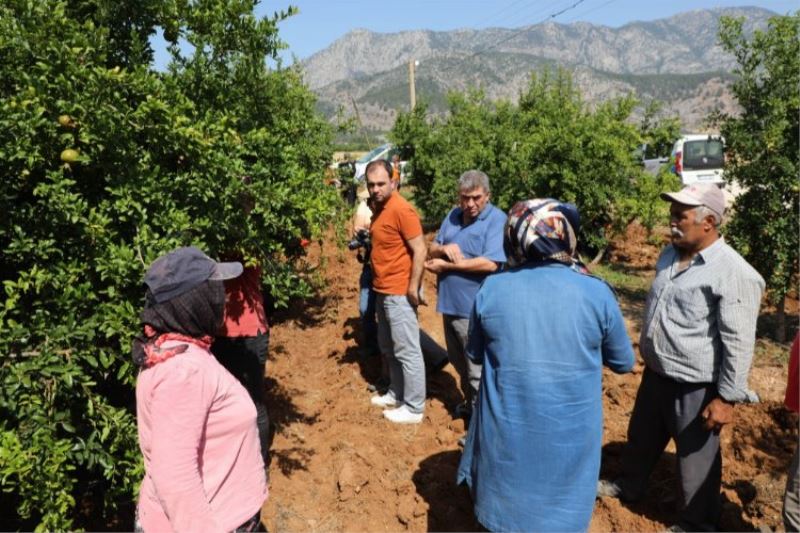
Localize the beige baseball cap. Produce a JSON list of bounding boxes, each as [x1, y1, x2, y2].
[[660, 183, 725, 218]]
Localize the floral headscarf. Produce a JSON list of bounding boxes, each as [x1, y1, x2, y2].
[[503, 198, 582, 268]]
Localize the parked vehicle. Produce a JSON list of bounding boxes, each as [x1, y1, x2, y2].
[[353, 143, 406, 183], [671, 134, 725, 186], [635, 143, 670, 176]]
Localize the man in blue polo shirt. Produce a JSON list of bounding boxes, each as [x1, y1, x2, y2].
[[425, 170, 506, 424]]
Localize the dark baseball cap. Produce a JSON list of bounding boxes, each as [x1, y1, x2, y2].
[[144, 246, 243, 303]]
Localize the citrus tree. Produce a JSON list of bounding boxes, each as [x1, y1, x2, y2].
[[0, 0, 340, 529], [392, 68, 655, 256], [714, 13, 799, 342], [622, 101, 682, 235]]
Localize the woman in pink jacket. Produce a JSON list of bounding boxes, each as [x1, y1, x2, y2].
[[133, 247, 268, 532]]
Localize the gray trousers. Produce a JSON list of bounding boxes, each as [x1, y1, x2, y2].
[[620, 368, 721, 531], [785, 444, 800, 532], [443, 314, 482, 409], [376, 293, 425, 414]]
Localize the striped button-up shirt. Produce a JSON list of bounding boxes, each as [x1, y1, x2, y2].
[[639, 237, 764, 402]]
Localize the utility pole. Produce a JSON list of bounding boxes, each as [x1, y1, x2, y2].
[[408, 59, 417, 110], [349, 94, 372, 151]]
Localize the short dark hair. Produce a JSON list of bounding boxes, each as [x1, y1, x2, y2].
[[365, 159, 392, 179]]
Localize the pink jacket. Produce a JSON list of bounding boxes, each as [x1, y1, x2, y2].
[[136, 341, 268, 532]]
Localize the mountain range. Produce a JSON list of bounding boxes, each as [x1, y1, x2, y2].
[[300, 7, 777, 134]]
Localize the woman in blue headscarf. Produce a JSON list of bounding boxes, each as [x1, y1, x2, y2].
[[457, 199, 634, 532]]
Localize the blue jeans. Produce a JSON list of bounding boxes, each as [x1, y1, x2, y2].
[[359, 265, 379, 356], [376, 293, 425, 413]]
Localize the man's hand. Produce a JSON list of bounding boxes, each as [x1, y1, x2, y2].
[[440, 243, 464, 263], [701, 398, 735, 432], [406, 234, 427, 307], [406, 285, 427, 307], [424, 258, 451, 274]]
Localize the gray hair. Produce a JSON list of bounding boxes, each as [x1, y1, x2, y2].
[[458, 170, 490, 194], [693, 205, 722, 227]]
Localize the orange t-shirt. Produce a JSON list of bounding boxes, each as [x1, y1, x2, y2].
[[370, 192, 422, 295], [219, 265, 269, 337], [391, 164, 401, 184]]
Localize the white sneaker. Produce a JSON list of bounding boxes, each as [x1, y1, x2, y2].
[[383, 405, 423, 424], [370, 392, 397, 407]]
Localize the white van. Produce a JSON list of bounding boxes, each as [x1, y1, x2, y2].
[[353, 143, 406, 183], [671, 134, 725, 186]]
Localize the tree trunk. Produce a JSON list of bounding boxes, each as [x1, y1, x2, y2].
[[589, 246, 607, 266], [776, 294, 786, 343]]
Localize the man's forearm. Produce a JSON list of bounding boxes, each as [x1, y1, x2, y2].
[[407, 235, 428, 294], [716, 279, 763, 402], [409, 246, 426, 292], [444, 257, 498, 274], [716, 350, 755, 402]]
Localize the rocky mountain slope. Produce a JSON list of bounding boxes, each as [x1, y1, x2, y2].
[[301, 7, 775, 132]]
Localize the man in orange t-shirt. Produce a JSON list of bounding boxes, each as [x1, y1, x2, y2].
[[366, 159, 427, 424]]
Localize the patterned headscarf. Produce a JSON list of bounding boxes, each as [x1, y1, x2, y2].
[[504, 198, 582, 268]]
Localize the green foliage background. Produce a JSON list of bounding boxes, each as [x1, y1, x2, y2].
[[0, 0, 340, 529], [391, 68, 680, 252], [714, 13, 799, 325]]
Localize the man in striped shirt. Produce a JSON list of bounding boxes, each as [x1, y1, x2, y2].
[[598, 183, 765, 531]]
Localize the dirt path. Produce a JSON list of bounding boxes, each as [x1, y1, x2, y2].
[[261, 227, 796, 532]]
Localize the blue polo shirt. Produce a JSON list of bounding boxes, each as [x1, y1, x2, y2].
[[435, 203, 507, 318]]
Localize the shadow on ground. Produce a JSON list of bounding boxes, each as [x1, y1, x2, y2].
[[268, 288, 342, 330], [599, 440, 761, 531], [333, 316, 463, 409], [264, 372, 319, 476], [413, 450, 481, 532]]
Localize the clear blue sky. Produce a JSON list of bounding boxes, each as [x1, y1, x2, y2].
[[152, 0, 798, 69]]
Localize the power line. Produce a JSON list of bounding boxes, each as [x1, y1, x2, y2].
[[410, 0, 603, 104], [562, 0, 619, 24], [467, 0, 588, 60], [472, 0, 538, 29], [547, 0, 590, 19], [483, 0, 569, 32]]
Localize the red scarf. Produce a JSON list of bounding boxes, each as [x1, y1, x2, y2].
[[142, 325, 213, 367]]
